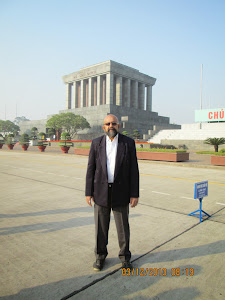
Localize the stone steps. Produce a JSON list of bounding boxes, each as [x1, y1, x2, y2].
[[149, 126, 225, 144]]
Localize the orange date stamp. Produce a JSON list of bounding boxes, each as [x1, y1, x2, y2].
[[122, 268, 194, 276]]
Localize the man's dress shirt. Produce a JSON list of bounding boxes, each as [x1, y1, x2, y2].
[[106, 134, 118, 183]]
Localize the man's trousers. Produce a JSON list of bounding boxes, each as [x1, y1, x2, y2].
[[94, 184, 131, 262]]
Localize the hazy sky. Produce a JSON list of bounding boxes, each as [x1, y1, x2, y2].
[[1, 0, 225, 125]]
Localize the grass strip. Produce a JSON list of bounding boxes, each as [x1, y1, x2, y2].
[[196, 151, 225, 156]]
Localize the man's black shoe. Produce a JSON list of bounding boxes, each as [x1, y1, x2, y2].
[[122, 261, 133, 270], [93, 259, 105, 271]]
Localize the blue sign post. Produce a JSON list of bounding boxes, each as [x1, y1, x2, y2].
[[188, 181, 211, 223]]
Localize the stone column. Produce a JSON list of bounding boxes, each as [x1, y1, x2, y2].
[[131, 80, 138, 109], [116, 76, 122, 106], [80, 80, 84, 108], [124, 79, 131, 107], [102, 77, 106, 104], [146, 85, 152, 111], [138, 83, 145, 110], [97, 75, 103, 106], [66, 83, 72, 109], [73, 82, 77, 109], [93, 78, 97, 106], [77, 82, 81, 108], [106, 73, 114, 105], [84, 80, 88, 107], [88, 77, 93, 107]]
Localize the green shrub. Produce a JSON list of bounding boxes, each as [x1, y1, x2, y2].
[[5, 134, 15, 145], [19, 133, 30, 145], [59, 132, 72, 147], [61, 132, 71, 140], [37, 141, 48, 146], [196, 150, 225, 156], [30, 127, 38, 140], [38, 132, 46, 140], [136, 148, 186, 153], [149, 144, 177, 150], [196, 151, 215, 154], [0, 134, 4, 144], [213, 152, 225, 156], [76, 145, 91, 149]]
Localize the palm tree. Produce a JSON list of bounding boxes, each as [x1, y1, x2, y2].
[[204, 137, 225, 152]]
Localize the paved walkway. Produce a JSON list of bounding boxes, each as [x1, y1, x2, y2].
[[0, 149, 225, 300]]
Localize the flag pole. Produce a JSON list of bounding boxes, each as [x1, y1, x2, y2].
[[200, 64, 203, 129]]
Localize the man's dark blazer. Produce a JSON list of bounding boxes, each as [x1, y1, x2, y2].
[[85, 133, 139, 208]]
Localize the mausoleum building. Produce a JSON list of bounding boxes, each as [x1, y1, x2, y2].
[[63, 60, 155, 112], [19, 60, 180, 139], [61, 60, 180, 139]]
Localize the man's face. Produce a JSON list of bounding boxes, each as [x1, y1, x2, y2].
[[103, 115, 120, 138]]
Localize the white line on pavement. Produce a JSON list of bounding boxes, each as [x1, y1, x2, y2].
[[59, 174, 83, 180], [216, 202, 225, 206], [181, 196, 195, 200], [152, 191, 171, 195], [1, 164, 84, 180]]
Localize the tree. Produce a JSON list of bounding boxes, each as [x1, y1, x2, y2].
[[38, 132, 46, 140], [122, 131, 130, 137], [14, 116, 30, 125], [30, 127, 38, 140], [19, 133, 30, 145], [5, 133, 15, 145], [133, 129, 141, 140], [46, 113, 90, 138], [0, 133, 5, 144], [47, 128, 56, 140], [60, 132, 72, 147], [0, 120, 20, 136], [204, 137, 225, 152]]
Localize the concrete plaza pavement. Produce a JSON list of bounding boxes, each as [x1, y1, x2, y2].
[[0, 148, 225, 300]]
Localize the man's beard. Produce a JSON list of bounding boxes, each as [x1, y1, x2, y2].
[[106, 128, 117, 138]]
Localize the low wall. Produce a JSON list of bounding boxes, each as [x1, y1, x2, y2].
[[211, 155, 225, 166], [74, 148, 189, 162]]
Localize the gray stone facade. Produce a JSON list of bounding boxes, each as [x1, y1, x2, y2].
[[62, 60, 156, 112], [61, 60, 180, 139], [19, 119, 47, 135]]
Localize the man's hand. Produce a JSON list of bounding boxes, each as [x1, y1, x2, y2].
[[86, 196, 94, 207], [130, 198, 139, 208]]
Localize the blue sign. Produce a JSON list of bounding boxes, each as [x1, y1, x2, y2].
[[194, 181, 208, 199]]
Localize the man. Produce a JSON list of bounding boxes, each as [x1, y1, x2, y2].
[[85, 114, 139, 271]]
